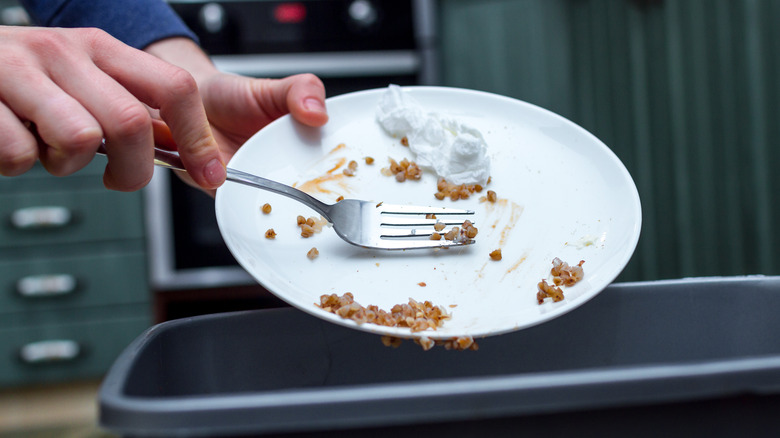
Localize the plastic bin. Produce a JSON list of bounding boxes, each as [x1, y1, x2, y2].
[[99, 277, 780, 437]]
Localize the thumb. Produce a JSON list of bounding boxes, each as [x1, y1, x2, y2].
[[280, 74, 329, 127]]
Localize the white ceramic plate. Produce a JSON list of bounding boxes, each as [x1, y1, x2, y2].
[[215, 86, 641, 340]]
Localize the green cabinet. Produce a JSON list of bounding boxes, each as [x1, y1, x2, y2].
[[0, 157, 151, 387], [439, 0, 780, 281]]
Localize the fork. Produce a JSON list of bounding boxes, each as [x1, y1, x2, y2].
[[97, 145, 475, 250]]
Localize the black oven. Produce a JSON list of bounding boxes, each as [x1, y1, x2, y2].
[[145, 0, 439, 291]]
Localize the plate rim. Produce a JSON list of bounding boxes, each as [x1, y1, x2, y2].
[[215, 85, 642, 340]]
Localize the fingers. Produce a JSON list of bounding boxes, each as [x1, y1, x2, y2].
[[87, 34, 225, 189], [42, 39, 156, 191], [196, 72, 329, 147], [0, 44, 103, 177], [151, 118, 177, 151], [0, 27, 225, 191], [280, 73, 329, 127], [0, 103, 38, 176]]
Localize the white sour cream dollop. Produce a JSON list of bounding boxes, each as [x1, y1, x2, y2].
[[375, 85, 490, 185]]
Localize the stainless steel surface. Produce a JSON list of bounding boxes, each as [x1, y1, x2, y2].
[[212, 51, 420, 78], [98, 146, 475, 250]]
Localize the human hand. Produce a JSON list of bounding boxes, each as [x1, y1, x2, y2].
[[199, 72, 329, 160], [144, 38, 329, 196], [0, 26, 226, 191]]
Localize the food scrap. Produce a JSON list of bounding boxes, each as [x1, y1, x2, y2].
[[261, 203, 272, 214], [489, 249, 502, 261], [433, 220, 478, 243], [434, 177, 484, 201], [307, 247, 319, 259], [375, 84, 490, 185], [342, 160, 358, 177], [264, 228, 276, 239], [551, 257, 585, 286], [537, 279, 564, 303], [381, 336, 403, 348], [297, 215, 327, 238], [317, 293, 451, 333], [381, 157, 422, 182], [536, 258, 586, 304], [380, 335, 479, 352]]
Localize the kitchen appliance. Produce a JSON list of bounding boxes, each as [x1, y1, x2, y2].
[[145, 0, 439, 293]]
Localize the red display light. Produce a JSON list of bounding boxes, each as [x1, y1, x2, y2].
[[274, 2, 307, 24]]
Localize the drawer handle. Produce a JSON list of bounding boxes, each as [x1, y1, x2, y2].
[[10, 206, 72, 229], [19, 340, 81, 364], [16, 274, 78, 298]]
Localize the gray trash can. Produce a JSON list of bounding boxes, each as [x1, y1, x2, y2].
[[99, 276, 780, 437]]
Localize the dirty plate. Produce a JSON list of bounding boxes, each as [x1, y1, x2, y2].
[[215, 86, 641, 340]]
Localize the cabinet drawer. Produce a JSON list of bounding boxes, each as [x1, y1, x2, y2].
[[0, 159, 106, 192], [0, 189, 144, 248], [0, 314, 150, 387], [0, 251, 149, 314]]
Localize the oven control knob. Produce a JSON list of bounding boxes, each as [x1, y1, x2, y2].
[[199, 2, 227, 34], [348, 0, 378, 28]]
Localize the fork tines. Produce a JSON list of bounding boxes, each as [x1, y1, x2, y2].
[[377, 203, 475, 241]]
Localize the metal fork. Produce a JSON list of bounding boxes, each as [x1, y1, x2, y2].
[[97, 146, 475, 250]]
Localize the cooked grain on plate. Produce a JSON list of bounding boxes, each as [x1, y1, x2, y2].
[[297, 215, 327, 238], [343, 160, 359, 177], [440, 220, 478, 243], [264, 228, 276, 239], [316, 293, 451, 333], [261, 203, 272, 214], [551, 257, 585, 286], [383, 157, 422, 182], [489, 249, 502, 261], [435, 177, 484, 202], [537, 279, 564, 303], [307, 247, 319, 259], [300, 224, 315, 238]]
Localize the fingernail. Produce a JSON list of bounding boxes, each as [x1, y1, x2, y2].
[[304, 97, 326, 113], [204, 158, 226, 187]]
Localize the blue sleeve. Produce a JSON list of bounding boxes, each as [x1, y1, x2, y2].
[[19, 0, 198, 49]]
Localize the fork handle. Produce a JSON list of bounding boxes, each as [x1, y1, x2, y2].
[[96, 144, 332, 219], [97, 143, 185, 172], [225, 168, 332, 219]]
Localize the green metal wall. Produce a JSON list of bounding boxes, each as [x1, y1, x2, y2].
[[439, 0, 780, 281]]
